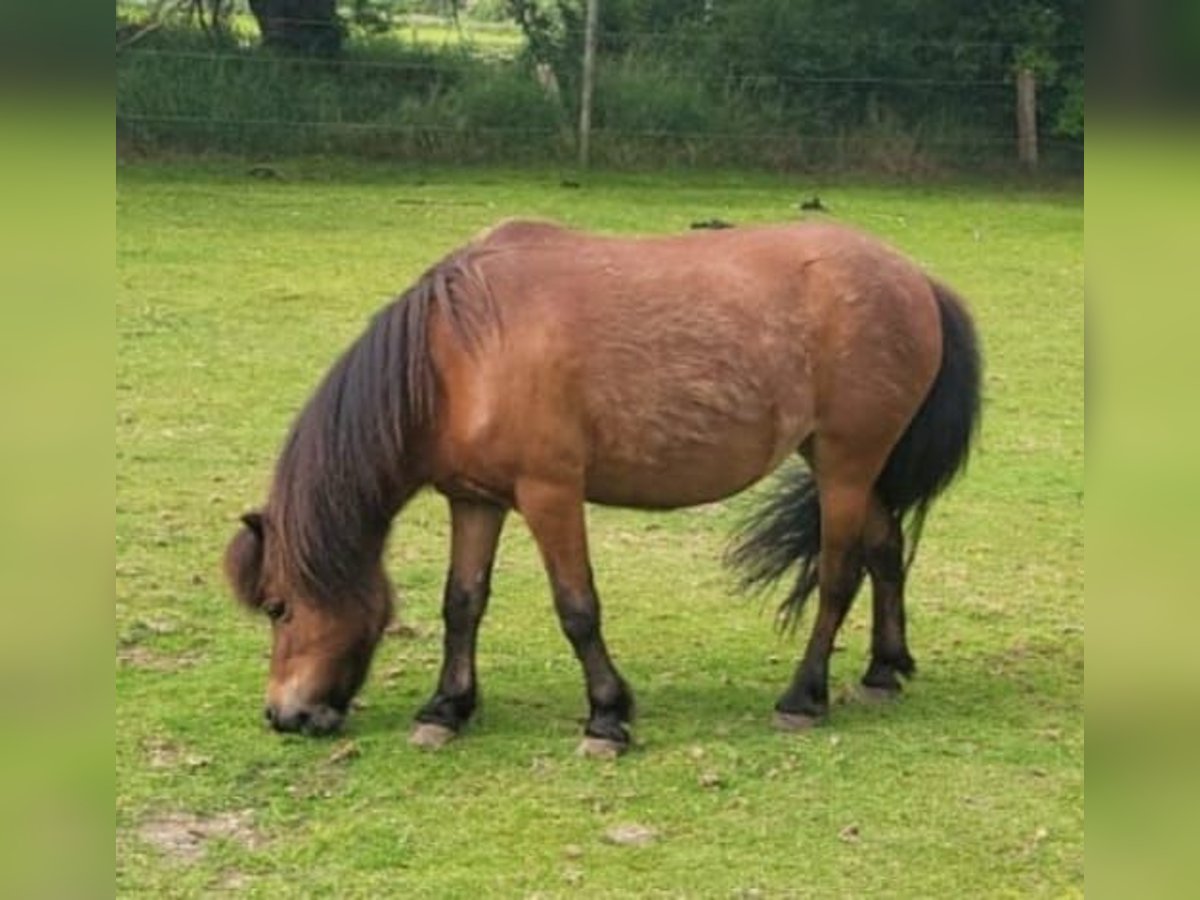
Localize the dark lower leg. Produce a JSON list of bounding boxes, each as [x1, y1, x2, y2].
[[416, 574, 490, 729], [416, 500, 504, 732], [776, 543, 864, 719], [554, 581, 635, 744], [776, 480, 869, 721], [862, 590, 915, 691], [861, 502, 915, 693], [517, 479, 634, 748]]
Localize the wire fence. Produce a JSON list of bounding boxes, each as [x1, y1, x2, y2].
[[119, 47, 1034, 87], [115, 12, 1084, 172], [117, 111, 1086, 149]]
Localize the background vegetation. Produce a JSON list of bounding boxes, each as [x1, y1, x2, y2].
[[116, 163, 1083, 895], [116, 1, 1083, 172]]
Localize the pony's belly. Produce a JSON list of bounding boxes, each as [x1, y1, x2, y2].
[[585, 467, 758, 508], [583, 420, 802, 509]]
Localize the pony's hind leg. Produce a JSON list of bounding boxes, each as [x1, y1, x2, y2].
[[516, 479, 635, 756], [774, 475, 870, 728], [412, 498, 506, 748], [861, 495, 916, 699]]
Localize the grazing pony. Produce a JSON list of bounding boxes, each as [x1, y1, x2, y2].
[[224, 219, 980, 755]]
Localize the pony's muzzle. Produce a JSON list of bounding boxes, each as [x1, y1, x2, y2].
[[264, 702, 344, 736]]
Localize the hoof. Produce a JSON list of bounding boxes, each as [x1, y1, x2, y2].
[[409, 722, 457, 750], [859, 684, 901, 704], [773, 711, 820, 732], [576, 736, 627, 759]]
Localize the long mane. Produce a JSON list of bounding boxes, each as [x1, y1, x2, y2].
[[266, 249, 497, 606]]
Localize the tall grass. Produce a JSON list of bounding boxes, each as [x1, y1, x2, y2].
[[117, 26, 568, 160], [116, 24, 1081, 173]]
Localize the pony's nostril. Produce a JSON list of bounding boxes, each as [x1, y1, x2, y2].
[[265, 704, 340, 736]]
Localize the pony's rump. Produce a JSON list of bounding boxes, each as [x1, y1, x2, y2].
[[728, 276, 981, 626]]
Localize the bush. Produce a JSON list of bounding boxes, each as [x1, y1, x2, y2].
[[593, 57, 717, 135]]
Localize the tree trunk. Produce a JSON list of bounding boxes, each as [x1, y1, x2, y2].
[[249, 0, 343, 56]]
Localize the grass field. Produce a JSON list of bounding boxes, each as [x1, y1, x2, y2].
[[115, 162, 1083, 897], [118, 5, 525, 56]]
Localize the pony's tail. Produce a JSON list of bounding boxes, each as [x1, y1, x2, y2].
[[725, 465, 824, 631], [875, 279, 982, 568], [726, 278, 981, 629]]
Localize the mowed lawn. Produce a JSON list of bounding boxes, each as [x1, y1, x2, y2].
[[116, 163, 1083, 897]]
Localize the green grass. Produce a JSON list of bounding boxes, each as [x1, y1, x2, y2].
[[116, 162, 1083, 897], [391, 17, 524, 58], [119, 4, 525, 54]]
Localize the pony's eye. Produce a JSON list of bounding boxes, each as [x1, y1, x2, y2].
[[263, 600, 286, 622]]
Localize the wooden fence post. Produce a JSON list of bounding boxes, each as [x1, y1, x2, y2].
[[578, 0, 600, 168], [1016, 67, 1038, 170]]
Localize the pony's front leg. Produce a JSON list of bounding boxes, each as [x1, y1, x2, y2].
[[517, 479, 635, 757], [411, 499, 506, 749]]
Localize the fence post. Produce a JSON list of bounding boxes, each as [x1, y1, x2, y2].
[[1016, 67, 1038, 170], [578, 0, 600, 168]]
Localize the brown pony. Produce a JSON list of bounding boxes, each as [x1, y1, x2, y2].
[[224, 219, 980, 755]]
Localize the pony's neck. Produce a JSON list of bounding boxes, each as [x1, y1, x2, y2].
[[268, 253, 484, 604], [268, 314, 433, 603], [270, 429, 425, 604]]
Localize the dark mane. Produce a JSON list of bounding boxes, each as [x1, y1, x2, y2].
[[266, 249, 497, 607]]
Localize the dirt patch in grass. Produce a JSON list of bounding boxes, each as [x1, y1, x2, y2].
[[602, 823, 660, 847], [117, 646, 203, 671], [215, 870, 252, 891], [137, 810, 263, 862], [143, 737, 211, 771]]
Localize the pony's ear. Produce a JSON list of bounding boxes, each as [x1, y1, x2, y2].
[[225, 511, 265, 609], [240, 511, 264, 539]]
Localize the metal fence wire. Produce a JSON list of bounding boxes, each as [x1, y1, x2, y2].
[[115, 8, 1084, 172]]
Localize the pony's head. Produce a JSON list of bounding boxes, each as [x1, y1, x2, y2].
[[224, 510, 393, 735], [221, 255, 484, 736]]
